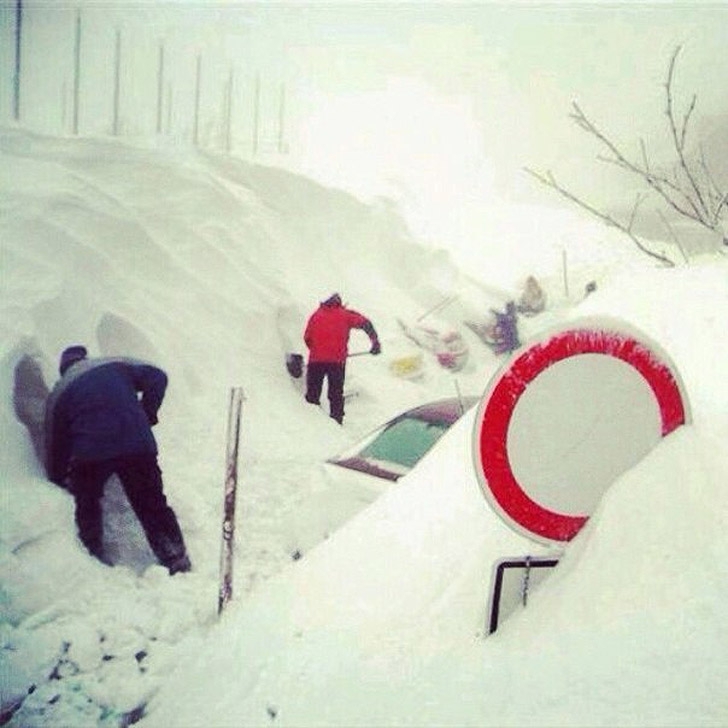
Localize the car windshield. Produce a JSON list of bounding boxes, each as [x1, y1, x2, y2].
[[357, 416, 450, 469], [328, 397, 478, 482]]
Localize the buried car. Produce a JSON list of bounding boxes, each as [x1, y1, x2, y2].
[[286, 396, 480, 559], [327, 396, 479, 483]]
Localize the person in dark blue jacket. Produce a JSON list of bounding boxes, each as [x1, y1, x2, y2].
[[45, 345, 191, 575]]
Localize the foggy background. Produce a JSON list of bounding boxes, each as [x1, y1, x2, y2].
[[2, 1, 727, 260]]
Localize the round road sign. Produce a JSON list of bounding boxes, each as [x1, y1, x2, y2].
[[472, 320, 689, 544]]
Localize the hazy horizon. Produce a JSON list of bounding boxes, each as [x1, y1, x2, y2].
[[2, 1, 727, 260]]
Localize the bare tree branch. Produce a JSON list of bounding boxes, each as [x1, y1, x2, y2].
[[640, 139, 650, 171], [698, 144, 728, 226], [665, 45, 709, 219], [572, 101, 705, 223], [657, 208, 690, 264], [523, 167, 675, 266], [524, 45, 727, 260]]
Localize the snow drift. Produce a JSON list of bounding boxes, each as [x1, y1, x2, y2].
[[2, 126, 728, 727]]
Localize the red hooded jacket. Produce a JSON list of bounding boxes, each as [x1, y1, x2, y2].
[[304, 297, 375, 363]]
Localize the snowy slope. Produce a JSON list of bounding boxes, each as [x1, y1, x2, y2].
[[145, 260, 728, 728], [1, 127, 727, 727]]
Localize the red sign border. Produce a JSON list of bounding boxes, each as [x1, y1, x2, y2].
[[473, 325, 689, 543]]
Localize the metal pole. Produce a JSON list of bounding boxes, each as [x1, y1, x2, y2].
[[454, 379, 464, 415], [224, 67, 234, 153], [417, 295, 458, 322], [156, 42, 165, 135], [193, 53, 201, 146], [112, 29, 120, 135], [277, 81, 285, 153], [13, 0, 22, 122], [252, 73, 260, 156], [218, 387, 245, 615], [72, 9, 81, 135]]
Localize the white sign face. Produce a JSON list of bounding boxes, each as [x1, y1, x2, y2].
[[473, 321, 690, 544], [507, 353, 661, 515]]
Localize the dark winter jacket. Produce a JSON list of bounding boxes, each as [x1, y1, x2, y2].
[[304, 298, 378, 363], [44, 357, 167, 485]]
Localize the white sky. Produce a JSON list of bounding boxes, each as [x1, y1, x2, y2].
[[1, 125, 727, 727]]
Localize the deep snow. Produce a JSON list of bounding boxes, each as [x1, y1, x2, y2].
[[1, 126, 727, 727]]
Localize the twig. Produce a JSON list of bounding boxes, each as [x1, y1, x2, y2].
[[524, 167, 675, 266], [525, 45, 726, 259], [656, 209, 690, 264], [665, 45, 709, 220]]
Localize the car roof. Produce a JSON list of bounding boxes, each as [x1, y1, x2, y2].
[[391, 396, 479, 425]]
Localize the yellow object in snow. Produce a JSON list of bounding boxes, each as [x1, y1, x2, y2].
[[389, 353, 424, 379]]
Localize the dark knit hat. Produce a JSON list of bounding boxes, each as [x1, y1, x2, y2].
[[322, 293, 342, 307], [59, 345, 88, 375]]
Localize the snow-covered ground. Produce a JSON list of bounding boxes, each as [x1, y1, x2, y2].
[[1, 126, 727, 727]]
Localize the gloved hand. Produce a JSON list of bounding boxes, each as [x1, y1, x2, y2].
[[370, 340, 381, 355]]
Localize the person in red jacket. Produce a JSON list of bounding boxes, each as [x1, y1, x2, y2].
[[303, 293, 381, 424]]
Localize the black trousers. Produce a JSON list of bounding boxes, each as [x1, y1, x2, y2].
[[69, 454, 189, 572], [305, 361, 346, 423]]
